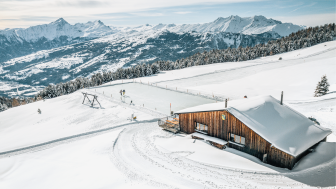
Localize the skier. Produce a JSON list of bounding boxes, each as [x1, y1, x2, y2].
[[244, 95, 247, 98], [37, 108, 41, 114], [123, 89, 125, 96], [130, 100, 133, 105], [120, 90, 122, 96]]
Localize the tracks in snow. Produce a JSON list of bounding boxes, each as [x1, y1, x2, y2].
[[0, 119, 158, 158], [110, 122, 328, 189]]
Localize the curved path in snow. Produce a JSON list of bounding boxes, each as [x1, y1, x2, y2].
[[110, 122, 335, 188], [0, 119, 158, 158]]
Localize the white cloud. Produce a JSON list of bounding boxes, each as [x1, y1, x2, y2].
[[131, 12, 164, 17], [275, 13, 336, 27], [174, 11, 192, 14], [287, 2, 317, 13]]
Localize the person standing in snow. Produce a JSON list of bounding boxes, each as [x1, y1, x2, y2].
[[38, 108, 41, 114], [123, 89, 125, 96], [130, 100, 133, 105], [120, 90, 122, 96]]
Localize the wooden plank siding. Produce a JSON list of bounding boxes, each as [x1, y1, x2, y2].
[[179, 110, 296, 169]]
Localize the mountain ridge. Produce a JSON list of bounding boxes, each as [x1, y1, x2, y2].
[[118, 15, 305, 37], [0, 15, 304, 44], [0, 18, 115, 43]]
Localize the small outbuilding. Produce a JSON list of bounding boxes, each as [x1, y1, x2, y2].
[[175, 95, 331, 169]]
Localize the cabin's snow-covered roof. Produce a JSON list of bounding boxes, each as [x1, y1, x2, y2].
[[176, 95, 332, 157]]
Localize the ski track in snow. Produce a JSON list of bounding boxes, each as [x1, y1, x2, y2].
[[110, 122, 335, 189]]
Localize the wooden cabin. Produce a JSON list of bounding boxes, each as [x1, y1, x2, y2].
[[176, 95, 331, 170]]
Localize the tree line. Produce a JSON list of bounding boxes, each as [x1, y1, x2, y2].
[[0, 23, 335, 112]]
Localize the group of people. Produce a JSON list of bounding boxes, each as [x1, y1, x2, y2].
[[119, 89, 133, 105], [119, 89, 125, 96]]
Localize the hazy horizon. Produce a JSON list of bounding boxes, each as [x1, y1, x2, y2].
[[0, 0, 335, 30]]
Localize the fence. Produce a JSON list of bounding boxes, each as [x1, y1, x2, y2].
[[133, 79, 226, 102], [158, 114, 180, 133]]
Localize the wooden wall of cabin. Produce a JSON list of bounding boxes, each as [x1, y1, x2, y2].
[[179, 111, 296, 169]]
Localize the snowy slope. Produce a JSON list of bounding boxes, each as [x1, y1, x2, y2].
[[141, 41, 336, 100], [0, 40, 335, 188], [0, 91, 158, 152]]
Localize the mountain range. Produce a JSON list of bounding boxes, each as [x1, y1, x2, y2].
[[0, 15, 305, 98]]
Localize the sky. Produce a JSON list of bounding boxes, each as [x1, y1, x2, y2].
[[0, 0, 335, 29]]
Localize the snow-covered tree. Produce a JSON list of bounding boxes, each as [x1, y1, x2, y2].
[[151, 63, 159, 74], [314, 75, 330, 97]]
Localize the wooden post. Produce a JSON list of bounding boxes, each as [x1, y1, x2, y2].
[[82, 93, 87, 104], [91, 97, 95, 106], [280, 91, 283, 105], [225, 99, 227, 108]]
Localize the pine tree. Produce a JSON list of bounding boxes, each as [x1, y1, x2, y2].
[[314, 75, 330, 97], [146, 64, 152, 76]]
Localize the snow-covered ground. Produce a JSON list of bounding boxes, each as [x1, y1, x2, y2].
[[0, 41, 335, 188], [91, 83, 216, 115]]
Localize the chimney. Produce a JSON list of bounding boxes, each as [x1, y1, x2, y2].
[[280, 91, 283, 105], [225, 99, 228, 108]]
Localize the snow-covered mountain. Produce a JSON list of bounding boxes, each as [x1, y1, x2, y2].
[[1, 18, 116, 42], [0, 15, 305, 97], [119, 15, 305, 37], [0, 30, 279, 96], [0, 16, 303, 63]]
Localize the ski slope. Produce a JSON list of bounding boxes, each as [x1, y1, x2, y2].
[[0, 41, 335, 189]]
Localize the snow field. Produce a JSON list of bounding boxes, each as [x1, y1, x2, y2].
[[0, 91, 155, 152], [110, 122, 335, 188], [91, 83, 217, 115], [151, 44, 336, 101], [0, 41, 335, 188], [0, 129, 133, 189]]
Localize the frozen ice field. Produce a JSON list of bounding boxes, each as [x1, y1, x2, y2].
[[0, 41, 335, 189]]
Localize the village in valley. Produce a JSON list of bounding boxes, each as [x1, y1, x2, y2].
[[0, 0, 335, 188]]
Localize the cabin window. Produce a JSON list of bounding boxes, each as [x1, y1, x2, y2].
[[195, 122, 208, 134], [229, 133, 245, 145]]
